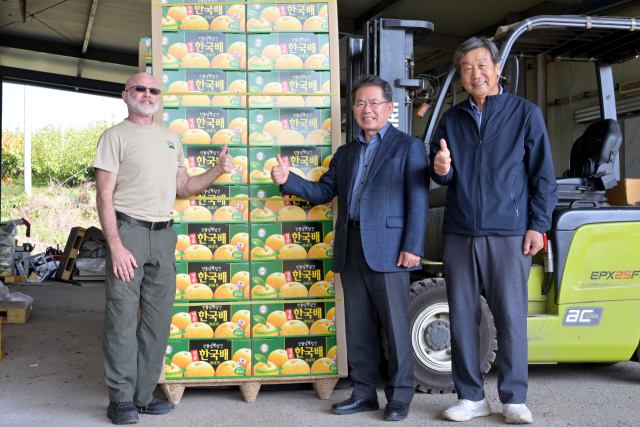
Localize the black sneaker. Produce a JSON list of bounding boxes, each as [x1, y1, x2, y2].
[[107, 402, 139, 425], [135, 398, 175, 415]]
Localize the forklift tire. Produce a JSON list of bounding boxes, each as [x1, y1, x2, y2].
[[409, 278, 497, 394]]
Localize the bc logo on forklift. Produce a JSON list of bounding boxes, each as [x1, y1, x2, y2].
[[590, 271, 640, 280], [562, 308, 604, 326]]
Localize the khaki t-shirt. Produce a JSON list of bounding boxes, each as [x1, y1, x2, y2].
[[93, 120, 184, 222]]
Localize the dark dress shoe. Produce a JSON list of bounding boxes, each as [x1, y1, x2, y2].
[[107, 401, 139, 425], [331, 396, 379, 415], [135, 398, 175, 415], [385, 400, 410, 421]]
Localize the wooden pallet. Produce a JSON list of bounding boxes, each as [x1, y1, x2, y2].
[[56, 227, 86, 280], [158, 375, 346, 404], [0, 300, 31, 324]]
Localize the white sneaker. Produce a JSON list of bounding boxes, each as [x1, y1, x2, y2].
[[442, 398, 492, 421], [502, 403, 533, 424]]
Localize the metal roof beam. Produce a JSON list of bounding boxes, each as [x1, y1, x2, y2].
[[78, 0, 100, 78], [0, 36, 137, 67], [0, 65, 123, 98]]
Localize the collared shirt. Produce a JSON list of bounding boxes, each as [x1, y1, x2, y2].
[[349, 122, 391, 221], [469, 85, 503, 129]]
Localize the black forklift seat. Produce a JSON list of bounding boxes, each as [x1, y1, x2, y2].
[[556, 119, 622, 208]]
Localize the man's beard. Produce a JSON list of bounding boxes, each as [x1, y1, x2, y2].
[[127, 95, 159, 116]]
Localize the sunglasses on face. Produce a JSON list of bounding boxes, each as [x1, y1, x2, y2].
[[125, 85, 161, 95]]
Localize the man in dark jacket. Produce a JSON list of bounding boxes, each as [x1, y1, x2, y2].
[[271, 75, 429, 421], [429, 38, 558, 424]]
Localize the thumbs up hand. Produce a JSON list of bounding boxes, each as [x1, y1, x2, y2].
[[215, 144, 234, 175], [434, 139, 451, 176], [271, 154, 290, 185]]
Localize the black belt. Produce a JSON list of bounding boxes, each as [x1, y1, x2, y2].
[[116, 212, 173, 230], [347, 219, 360, 228]]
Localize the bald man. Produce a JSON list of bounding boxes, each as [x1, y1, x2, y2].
[[93, 73, 234, 425]]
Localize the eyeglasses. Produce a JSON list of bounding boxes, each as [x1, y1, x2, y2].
[[125, 85, 161, 95], [354, 100, 391, 110]]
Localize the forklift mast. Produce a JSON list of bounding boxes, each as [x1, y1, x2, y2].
[[345, 20, 434, 140]]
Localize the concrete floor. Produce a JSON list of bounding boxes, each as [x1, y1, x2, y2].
[[1, 282, 640, 426]]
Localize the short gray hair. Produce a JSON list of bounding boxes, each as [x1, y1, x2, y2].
[[351, 75, 393, 103], [452, 37, 500, 73]]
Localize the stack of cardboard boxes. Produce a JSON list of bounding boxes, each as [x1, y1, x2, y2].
[[157, 0, 339, 381]]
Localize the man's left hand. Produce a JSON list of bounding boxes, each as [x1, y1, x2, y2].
[[523, 230, 544, 255], [397, 251, 421, 268], [215, 144, 234, 175]]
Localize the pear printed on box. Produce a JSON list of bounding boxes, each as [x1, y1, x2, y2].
[[162, 32, 246, 69], [250, 185, 332, 222], [173, 185, 248, 223], [163, 69, 247, 107], [174, 223, 249, 261], [247, 3, 329, 33], [248, 109, 331, 146], [165, 339, 252, 379], [252, 336, 337, 377], [175, 261, 250, 300], [247, 33, 329, 70], [247, 70, 331, 108], [171, 303, 251, 338], [250, 259, 334, 299], [249, 145, 332, 184], [250, 221, 333, 260], [251, 301, 336, 337], [163, 0, 246, 32]]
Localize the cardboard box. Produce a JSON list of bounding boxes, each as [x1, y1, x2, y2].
[[165, 338, 252, 379], [247, 33, 329, 71], [173, 223, 249, 260], [249, 184, 333, 222], [162, 69, 246, 107], [250, 221, 333, 260], [247, 70, 330, 108], [252, 337, 337, 376], [161, 32, 246, 69], [248, 145, 332, 184], [247, 108, 331, 145], [170, 303, 251, 338], [175, 261, 250, 300], [182, 145, 248, 184], [164, 108, 247, 144], [246, 3, 328, 33], [605, 179, 640, 206], [173, 185, 248, 223], [250, 259, 334, 299], [252, 301, 336, 336], [162, 0, 245, 32]]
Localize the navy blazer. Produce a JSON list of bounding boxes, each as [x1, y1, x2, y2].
[[281, 124, 429, 273]]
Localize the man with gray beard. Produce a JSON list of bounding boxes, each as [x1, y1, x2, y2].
[[93, 73, 234, 425]]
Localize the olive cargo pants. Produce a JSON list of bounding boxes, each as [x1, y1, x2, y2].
[[103, 219, 177, 405]]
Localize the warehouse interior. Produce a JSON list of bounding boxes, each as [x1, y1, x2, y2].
[[2, 0, 640, 425]]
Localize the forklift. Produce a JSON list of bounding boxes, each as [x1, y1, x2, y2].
[[345, 15, 640, 393]]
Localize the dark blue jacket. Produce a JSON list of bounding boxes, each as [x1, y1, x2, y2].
[[282, 125, 429, 273], [429, 92, 558, 236]]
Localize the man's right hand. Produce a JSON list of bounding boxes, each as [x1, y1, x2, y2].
[[271, 154, 290, 185], [111, 244, 138, 282], [434, 139, 451, 176]]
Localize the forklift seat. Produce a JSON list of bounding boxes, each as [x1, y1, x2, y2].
[[555, 119, 622, 208]]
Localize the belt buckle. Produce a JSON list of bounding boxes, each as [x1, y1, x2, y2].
[[151, 222, 162, 231]]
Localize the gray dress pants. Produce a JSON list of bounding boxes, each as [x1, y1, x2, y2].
[[443, 233, 531, 404], [340, 227, 415, 404], [103, 219, 177, 405]]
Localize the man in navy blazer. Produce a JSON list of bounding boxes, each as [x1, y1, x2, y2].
[[271, 75, 429, 421]]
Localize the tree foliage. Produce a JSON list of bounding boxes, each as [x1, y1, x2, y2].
[[1, 120, 116, 185]]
